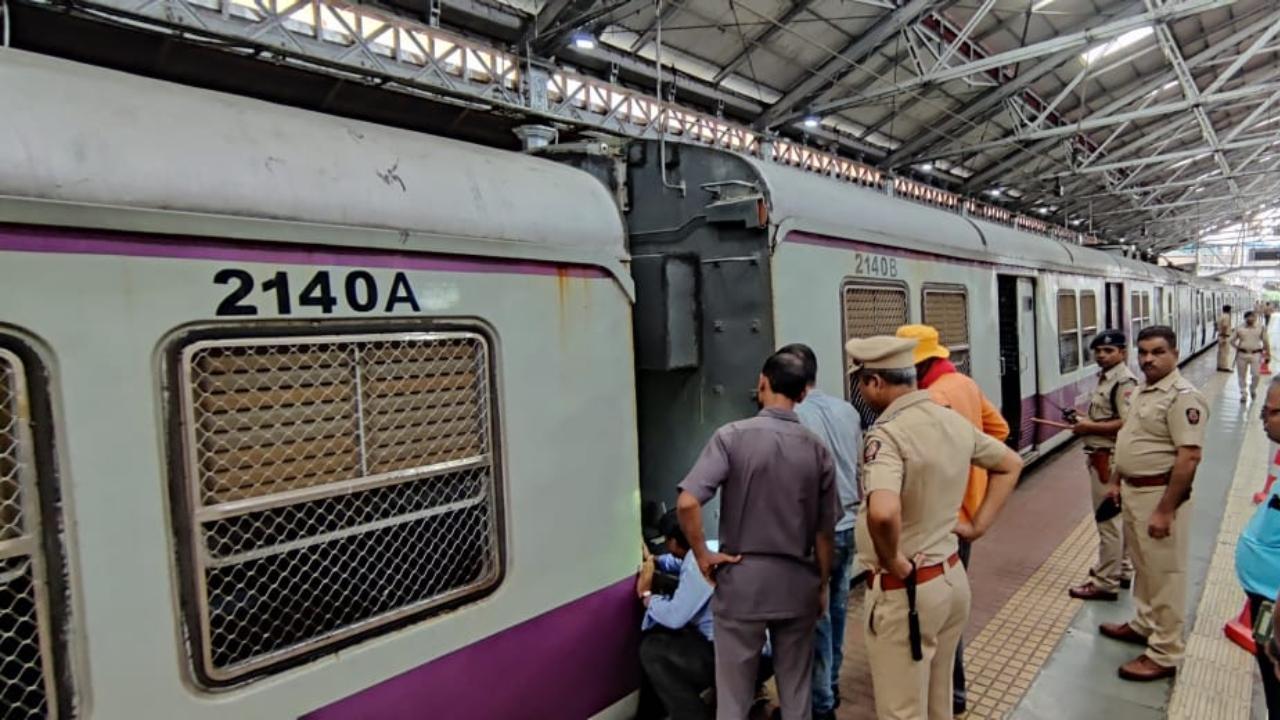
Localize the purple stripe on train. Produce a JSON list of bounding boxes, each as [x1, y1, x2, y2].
[[302, 578, 642, 720], [0, 224, 611, 278]]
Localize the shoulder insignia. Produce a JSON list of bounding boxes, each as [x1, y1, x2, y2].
[[1186, 408, 1201, 425], [863, 438, 882, 464]]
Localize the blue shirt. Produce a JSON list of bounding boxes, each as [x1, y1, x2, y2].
[[1237, 471, 1280, 599], [796, 389, 862, 531], [641, 552, 714, 641]]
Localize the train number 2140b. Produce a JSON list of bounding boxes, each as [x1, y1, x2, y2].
[[214, 268, 422, 316], [854, 253, 898, 278]]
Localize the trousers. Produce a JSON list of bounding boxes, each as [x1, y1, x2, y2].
[[865, 559, 970, 720], [812, 528, 855, 714], [1237, 351, 1263, 397], [639, 627, 715, 720], [715, 613, 817, 720], [1122, 483, 1190, 667], [1087, 452, 1132, 592], [1218, 337, 1234, 370]]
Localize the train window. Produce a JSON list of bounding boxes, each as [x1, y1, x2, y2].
[[1057, 291, 1080, 373], [1080, 291, 1099, 353], [0, 348, 62, 718], [921, 286, 970, 375], [174, 331, 502, 684], [1130, 292, 1142, 341], [843, 282, 909, 426]]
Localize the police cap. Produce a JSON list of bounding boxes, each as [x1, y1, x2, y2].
[[1090, 329, 1126, 350], [845, 336, 918, 374]]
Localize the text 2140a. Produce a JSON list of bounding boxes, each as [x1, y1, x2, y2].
[[213, 269, 422, 316]]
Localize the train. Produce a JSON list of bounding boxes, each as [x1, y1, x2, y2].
[[0, 49, 1249, 719]]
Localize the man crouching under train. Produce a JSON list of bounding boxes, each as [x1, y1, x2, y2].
[[847, 336, 1023, 720]]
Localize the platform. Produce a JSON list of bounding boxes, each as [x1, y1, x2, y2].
[[833, 329, 1275, 720]]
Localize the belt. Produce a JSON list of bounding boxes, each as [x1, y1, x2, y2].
[[869, 553, 960, 591], [1122, 473, 1170, 487], [1084, 447, 1113, 455], [1239, 349, 1262, 354]]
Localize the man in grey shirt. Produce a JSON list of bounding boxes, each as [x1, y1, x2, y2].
[[781, 343, 860, 720], [677, 350, 837, 720]]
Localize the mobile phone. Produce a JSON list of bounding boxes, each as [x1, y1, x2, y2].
[[1254, 599, 1275, 649]]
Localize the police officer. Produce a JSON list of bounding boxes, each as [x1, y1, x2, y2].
[[1232, 311, 1270, 403], [847, 336, 1023, 720], [1217, 305, 1234, 371], [1100, 325, 1209, 682], [1068, 330, 1139, 602]]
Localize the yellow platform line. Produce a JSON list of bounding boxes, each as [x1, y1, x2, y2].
[[1167, 404, 1267, 719]]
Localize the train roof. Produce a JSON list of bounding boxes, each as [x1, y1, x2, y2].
[[0, 49, 627, 274], [740, 152, 1232, 289]]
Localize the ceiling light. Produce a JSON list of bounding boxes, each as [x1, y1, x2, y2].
[[1081, 26, 1155, 65], [1036, 206, 1050, 215], [1032, 0, 1057, 10], [919, 162, 934, 172], [986, 187, 1003, 197], [570, 32, 596, 50], [803, 114, 821, 128]]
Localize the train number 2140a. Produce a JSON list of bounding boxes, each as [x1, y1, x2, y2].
[[854, 253, 898, 278], [214, 268, 422, 316]]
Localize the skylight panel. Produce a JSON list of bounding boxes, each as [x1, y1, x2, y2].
[[1081, 26, 1155, 65]]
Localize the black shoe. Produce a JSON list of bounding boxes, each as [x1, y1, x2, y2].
[[813, 711, 836, 720], [954, 699, 967, 716], [1120, 577, 1132, 589]]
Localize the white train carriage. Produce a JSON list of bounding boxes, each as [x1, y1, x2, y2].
[[0, 49, 641, 719], [562, 140, 1248, 528]]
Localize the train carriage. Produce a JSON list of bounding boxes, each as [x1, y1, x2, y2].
[[0, 49, 640, 720], [558, 139, 1249, 532]]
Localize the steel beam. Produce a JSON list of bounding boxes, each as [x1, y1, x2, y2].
[[752, 0, 950, 130], [806, 0, 1232, 118], [627, 0, 684, 53], [712, 0, 818, 84]]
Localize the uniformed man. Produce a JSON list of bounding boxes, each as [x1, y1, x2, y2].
[[1232, 311, 1270, 402], [1068, 329, 1139, 601], [1100, 325, 1209, 681], [1217, 305, 1234, 371], [676, 349, 836, 720], [847, 336, 1024, 720]]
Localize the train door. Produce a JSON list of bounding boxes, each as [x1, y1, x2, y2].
[[997, 275, 1038, 452], [1105, 282, 1124, 332]]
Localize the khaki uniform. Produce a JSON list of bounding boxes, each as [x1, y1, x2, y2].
[[1216, 313, 1233, 370], [1231, 323, 1269, 397], [1083, 363, 1138, 592], [855, 392, 1009, 720], [1114, 369, 1209, 668]]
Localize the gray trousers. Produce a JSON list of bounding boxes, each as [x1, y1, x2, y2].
[[715, 613, 817, 720]]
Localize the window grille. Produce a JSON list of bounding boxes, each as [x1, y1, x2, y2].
[[1080, 291, 1099, 354], [1058, 292, 1080, 373], [922, 286, 970, 375], [176, 331, 501, 683], [843, 283, 908, 428], [1130, 291, 1142, 342], [0, 349, 59, 719]]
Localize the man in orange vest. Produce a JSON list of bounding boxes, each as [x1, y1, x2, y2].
[[896, 324, 1010, 716]]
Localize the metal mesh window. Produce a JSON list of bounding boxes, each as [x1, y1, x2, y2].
[[0, 349, 59, 719], [1080, 292, 1099, 354], [1058, 292, 1080, 373], [176, 331, 501, 683], [1130, 291, 1142, 342], [843, 283, 909, 427], [922, 287, 970, 375]]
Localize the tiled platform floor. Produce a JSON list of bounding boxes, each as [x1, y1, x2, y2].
[[832, 339, 1263, 720]]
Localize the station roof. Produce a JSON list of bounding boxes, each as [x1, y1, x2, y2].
[[516, 0, 1280, 255]]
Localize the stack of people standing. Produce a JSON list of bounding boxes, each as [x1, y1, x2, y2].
[[638, 321, 1221, 719]]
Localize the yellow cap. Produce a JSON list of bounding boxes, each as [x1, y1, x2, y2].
[[844, 336, 919, 373], [895, 324, 950, 364]]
